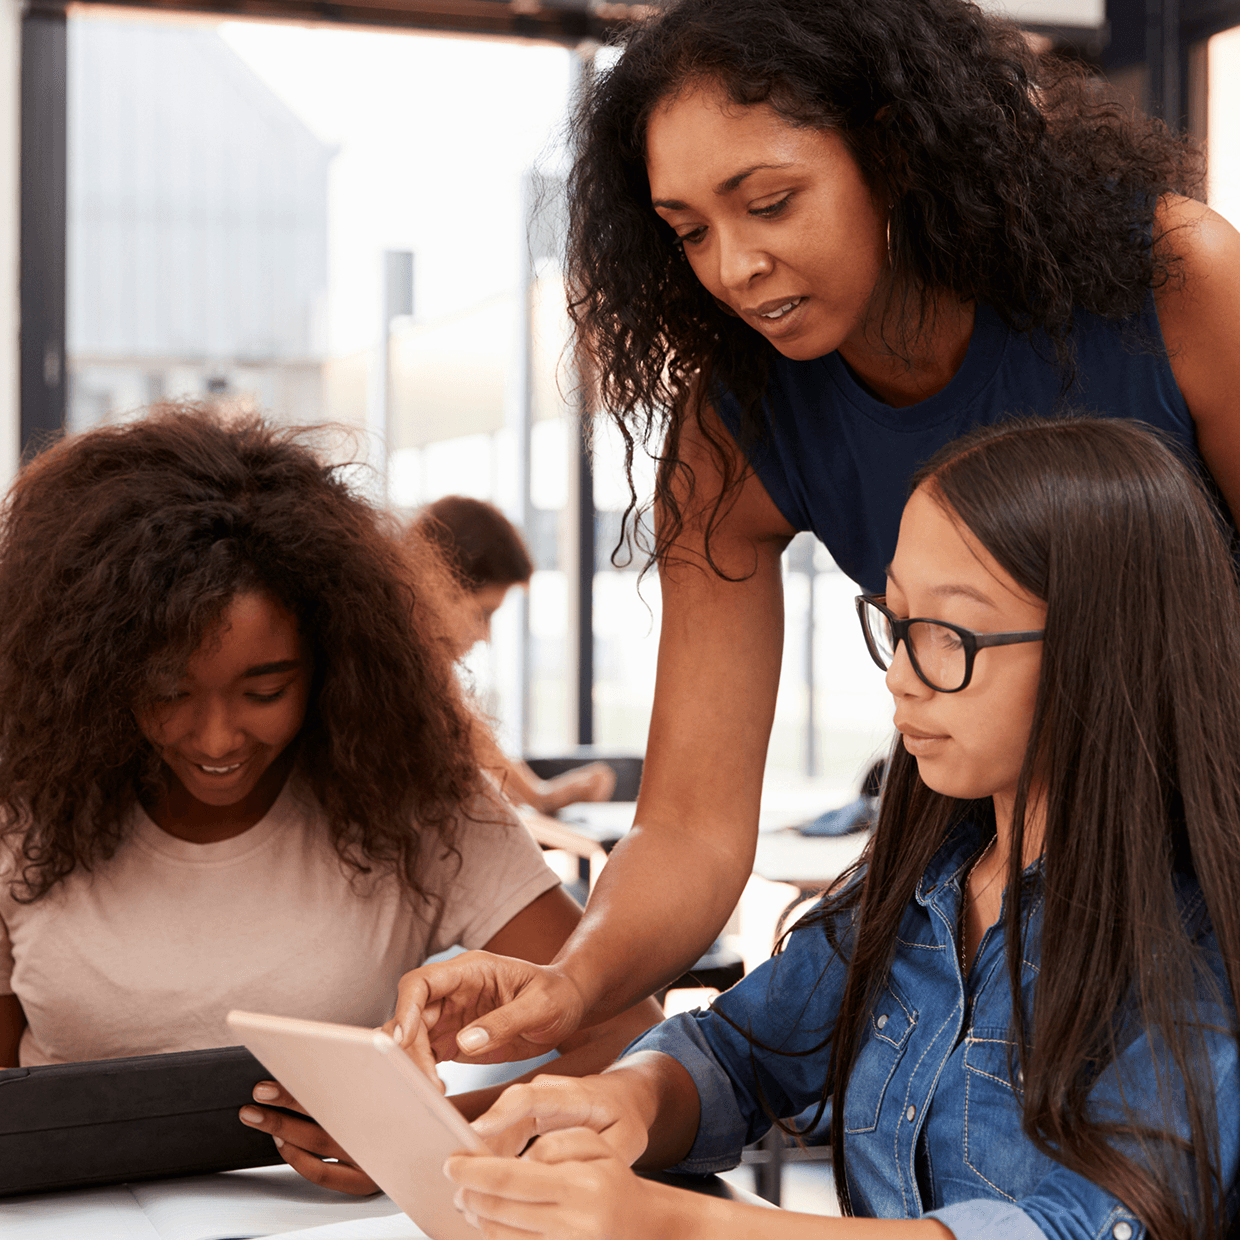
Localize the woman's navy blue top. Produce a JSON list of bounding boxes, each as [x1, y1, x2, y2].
[[714, 296, 1201, 593]]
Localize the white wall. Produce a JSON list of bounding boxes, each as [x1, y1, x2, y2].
[[68, 19, 332, 364], [977, 0, 1105, 27], [1209, 27, 1240, 232], [0, 0, 20, 488]]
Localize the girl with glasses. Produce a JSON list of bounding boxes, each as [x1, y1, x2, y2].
[[445, 418, 1240, 1240]]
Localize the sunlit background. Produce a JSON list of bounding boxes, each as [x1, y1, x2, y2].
[[62, 10, 897, 797]]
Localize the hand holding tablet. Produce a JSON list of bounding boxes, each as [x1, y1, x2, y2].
[[226, 1010, 491, 1240]]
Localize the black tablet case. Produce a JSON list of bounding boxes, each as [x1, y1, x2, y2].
[[0, 1045, 288, 1196]]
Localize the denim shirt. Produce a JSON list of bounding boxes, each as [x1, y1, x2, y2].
[[626, 823, 1239, 1240]]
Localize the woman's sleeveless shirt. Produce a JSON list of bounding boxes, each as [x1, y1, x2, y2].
[[714, 296, 1201, 593]]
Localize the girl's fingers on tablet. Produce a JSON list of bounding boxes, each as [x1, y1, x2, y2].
[[448, 1147, 649, 1239], [523, 1128, 615, 1164], [446, 1153, 553, 1202], [273, 1135, 381, 1196], [250, 1080, 309, 1114], [456, 1189, 559, 1237], [240, 1105, 349, 1162], [447, 1141, 610, 1197], [473, 1080, 646, 1166], [471, 1079, 597, 1146]]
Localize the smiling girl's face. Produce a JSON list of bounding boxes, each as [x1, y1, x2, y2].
[[885, 487, 1046, 821], [135, 591, 311, 840], [645, 83, 888, 363]]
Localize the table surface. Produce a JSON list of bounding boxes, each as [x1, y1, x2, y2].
[[3, 1161, 770, 1238], [560, 796, 869, 889]]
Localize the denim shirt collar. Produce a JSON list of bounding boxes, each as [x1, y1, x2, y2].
[[915, 818, 1046, 906], [915, 819, 994, 909]]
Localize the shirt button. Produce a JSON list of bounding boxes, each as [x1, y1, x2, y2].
[[905, 1105, 916, 1122], [1113, 1223, 1134, 1240], [876, 1014, 889, 1029]]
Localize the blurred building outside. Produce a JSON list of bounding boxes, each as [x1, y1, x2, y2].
[[66, 19, 334, 431]]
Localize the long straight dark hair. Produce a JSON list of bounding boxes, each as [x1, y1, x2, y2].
[[793, 419, 1240, 1237]]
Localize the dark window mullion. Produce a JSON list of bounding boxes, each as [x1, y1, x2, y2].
[[19, 3, 67, 454]]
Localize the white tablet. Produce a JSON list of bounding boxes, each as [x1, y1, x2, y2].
[[226, 1010, 489, 1240]]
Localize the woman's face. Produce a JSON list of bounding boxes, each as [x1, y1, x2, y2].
[[449, 582, 513, 660], [645, 83, 888, 362], [135, 591, 311, 812], [884, 487, 1046, 813]]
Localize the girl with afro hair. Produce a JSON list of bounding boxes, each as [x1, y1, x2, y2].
[[0, 405, 659, 1194]]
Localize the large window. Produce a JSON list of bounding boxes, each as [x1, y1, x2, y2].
[[64, 9, 893, 797], [1209, 26, 1240, 228]]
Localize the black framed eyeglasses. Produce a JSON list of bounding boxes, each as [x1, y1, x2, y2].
[[855, 594, 1044, 693]]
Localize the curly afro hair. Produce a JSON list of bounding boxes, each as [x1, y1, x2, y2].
[[0, 405, 486, 903]]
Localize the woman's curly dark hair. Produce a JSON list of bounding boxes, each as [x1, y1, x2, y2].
[[0, 405, 487, 903], [567, 0, 1202, 571]]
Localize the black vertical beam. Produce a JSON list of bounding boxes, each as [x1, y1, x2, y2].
[[804, 554, 817, 779], [753, 1128, 784, 1206], [1104, 0, 1147, 78], [20, 5, 68, 455], [575, 400, 594, 747], [1145, 0, 1183, 126]]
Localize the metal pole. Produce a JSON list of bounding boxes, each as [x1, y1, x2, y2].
[[20, 4, 67, 453], [1145, 0, 1181, 126], [805, 552, 817, 778], [517, 175, 537, 753], [380, 250, 413, 499], [575, 390, 594, 745], [571, 41, 597, 749], [1162, 0, 1181, 128]]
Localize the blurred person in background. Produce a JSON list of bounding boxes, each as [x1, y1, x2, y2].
[[412, 496, 616, 815]]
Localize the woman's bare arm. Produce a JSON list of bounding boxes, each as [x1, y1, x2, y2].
[[1154, 196, 1240, 518], [549, 413, 794, 1015], [390, 410, 796, 1061]]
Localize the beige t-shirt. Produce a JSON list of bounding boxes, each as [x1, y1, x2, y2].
[[0, 778, 559, 1065]]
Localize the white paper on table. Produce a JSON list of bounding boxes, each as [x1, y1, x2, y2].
[[0, 1166, 402, 1240], [0, 1184, 163, 1240], [258, 1213, 427, 1239]]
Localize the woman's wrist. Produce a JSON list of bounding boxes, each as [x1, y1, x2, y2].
[[549, 947, 609, 1024]]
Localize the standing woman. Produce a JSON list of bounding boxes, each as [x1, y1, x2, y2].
[[391, 0, 1240, 1068]]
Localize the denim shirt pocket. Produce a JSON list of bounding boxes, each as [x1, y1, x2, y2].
[[963, 1029, 1055, 1199], [844, 978, 918, 1134]]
